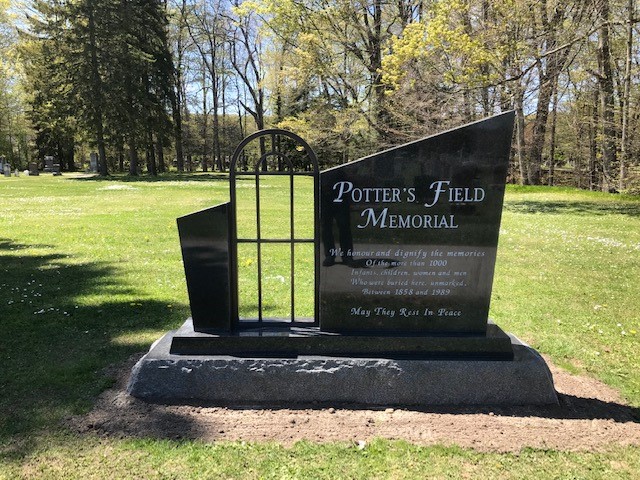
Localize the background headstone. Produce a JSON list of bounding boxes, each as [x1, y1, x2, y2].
[[44, 156, 54, 172]]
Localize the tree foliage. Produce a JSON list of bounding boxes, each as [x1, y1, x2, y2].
[[0, 0, 639, 189], [20, 0, 176, 174], [0, 0, 29, 168]]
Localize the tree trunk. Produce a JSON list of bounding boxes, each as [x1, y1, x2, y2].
[[221, 75, 227, 170], [480, 0, 492, 116], [147, 131, 157, 176], [118, 147, 124, 173], [620, 0, 634, 191], [211, 55, 222, 171], [236, 78, 246, 139], [528, 63, 561, 185], [170, 83, 185, 173], [171, 0, 188, 173], [129, 139, 139, 176], [574, 112, 584, 189], [202, 64, 209, 173], [526, 0, 573, 185], [57, 141, 64, 171], [514, 86, 527, 185], [64, 137, 75, 171], [156, 134, 165, 173], [548, 87, 559, 186], [596, 0, 616, 192], [87, 0, 108, 176], [369, 0, 389, 141], [589, 89, 599, 191], [257, 105, 266, 168], [183, 92, 191, 172]]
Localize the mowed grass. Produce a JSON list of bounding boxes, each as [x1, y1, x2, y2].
[[1, 174, 639, 477], [495, 186, 640, 404], [234, 174, 315, 319], [10, 437, 640, 479]]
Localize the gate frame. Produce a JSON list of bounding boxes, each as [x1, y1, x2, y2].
[[229, 129, 320, 327]]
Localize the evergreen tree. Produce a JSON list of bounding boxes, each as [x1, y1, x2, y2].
[[23, 0, 177, 175]]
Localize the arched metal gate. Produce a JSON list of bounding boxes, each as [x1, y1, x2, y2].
[[229, 130, 320, 327]]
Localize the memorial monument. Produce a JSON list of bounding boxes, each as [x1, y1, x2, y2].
[[128, 112, 558, 405]]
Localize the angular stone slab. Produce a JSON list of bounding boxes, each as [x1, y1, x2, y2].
[[177, 203, 232, 331], [128, 324, 558, 406], [319, 112, 515, 334]]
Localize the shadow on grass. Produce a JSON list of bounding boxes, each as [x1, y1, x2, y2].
[[504, 200, 640, 217], [2, 237, 637, 454], [0, 239, 191, 450]]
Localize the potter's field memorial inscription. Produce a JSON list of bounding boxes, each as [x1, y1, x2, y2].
[[320, 112, 512, 334]]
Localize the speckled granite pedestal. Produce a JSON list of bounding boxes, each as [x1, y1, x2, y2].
[[127, 320, 557, 406]]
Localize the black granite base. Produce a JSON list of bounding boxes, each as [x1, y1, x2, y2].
[[169, 318, 514, 360]]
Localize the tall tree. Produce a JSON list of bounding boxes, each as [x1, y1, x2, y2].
[[1, 0, 30, 169], [228, 1, 266, 136], [168, 0, 191, 172], [593, 0, 616, 191], [21, 0, 78, 170], [186, 0, 229, 170], [525, 1, 589, 185], [620, 0, 635, 190]]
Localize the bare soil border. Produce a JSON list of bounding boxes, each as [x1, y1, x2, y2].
[[67, 353, 640, 453]]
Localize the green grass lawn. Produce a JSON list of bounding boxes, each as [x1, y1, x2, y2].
[[494, 186, 640, 403], [0, 173, 639, 478]]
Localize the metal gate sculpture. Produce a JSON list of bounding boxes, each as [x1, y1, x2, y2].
[[229, 130, 320, 326]]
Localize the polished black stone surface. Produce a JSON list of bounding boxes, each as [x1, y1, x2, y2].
[[319, 112, 515, 334], [169, 318, 514, 360], [177, 203, 232, 331]]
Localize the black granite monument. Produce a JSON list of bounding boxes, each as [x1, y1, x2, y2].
[[128, 112, 558, 405], [170, 112, 515, 358]]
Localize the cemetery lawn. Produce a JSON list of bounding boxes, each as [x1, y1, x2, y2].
[[1, 173, 639, 478]]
